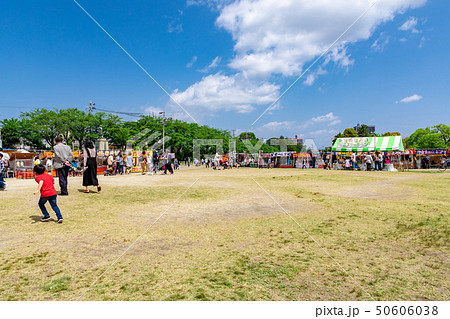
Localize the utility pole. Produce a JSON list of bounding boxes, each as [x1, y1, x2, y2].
[[87, 100, 95, 114], [159, 111, 166, 153], [0, 126, 2, 149], [232, 129, 236, 138], [86, 100, 96, 138]]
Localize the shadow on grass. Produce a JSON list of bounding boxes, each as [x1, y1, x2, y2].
[[29, 216, 61, 223], [77, 189, 99, 193], [29, 215, 43, 224]]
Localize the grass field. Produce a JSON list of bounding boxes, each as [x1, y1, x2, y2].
[[0, 167, 448, 301]]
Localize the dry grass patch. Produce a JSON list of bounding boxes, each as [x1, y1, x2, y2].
[[0, 168, 448, 300]]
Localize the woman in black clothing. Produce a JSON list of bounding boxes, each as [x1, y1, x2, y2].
[[82, 140, 101, 193]]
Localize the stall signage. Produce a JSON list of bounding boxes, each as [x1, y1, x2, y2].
[[293, 153, 311, 158], [334, 137, 372, 151], [273, 152, 293, 157], [417, 149, 446, 155], [391, 149, 415, 156]]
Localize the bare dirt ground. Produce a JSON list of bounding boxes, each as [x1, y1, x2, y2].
[[0, 167, 448, 301]]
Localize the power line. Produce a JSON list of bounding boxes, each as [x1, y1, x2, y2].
[[92, 106, 144, 117]]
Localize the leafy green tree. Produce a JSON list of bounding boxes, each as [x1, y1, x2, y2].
[[405, 124, 450, 149], [432, 124, 450, 145], [0, 118, 23, 148], [342, 128, 358, 137], [239, 132, 256, 140], [20, 108, 60, 149], [357, 124, 370, 137]]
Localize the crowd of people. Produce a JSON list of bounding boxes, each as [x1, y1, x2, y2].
[[322, 151, 391, 171]]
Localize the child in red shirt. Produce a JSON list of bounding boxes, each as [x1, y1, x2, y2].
[[33, 164, 63, 223]]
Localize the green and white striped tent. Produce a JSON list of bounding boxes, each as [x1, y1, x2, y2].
[[332, 136, 404, 152]]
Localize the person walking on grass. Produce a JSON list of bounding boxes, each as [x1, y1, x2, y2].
[[107, 153, 114, 174], [153, 151, 159, 175], [147, 150, 154, 175], [53, 136, 73, 196], [126, 152, 133, 174], [164, 151, 174, 175], [140, 151, 148, 175], [82, 140, 101, 193], [33, 164, 63, 223], [0, 154, 6, 191]]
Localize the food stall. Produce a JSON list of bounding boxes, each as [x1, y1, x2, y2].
[[390, 149, 416, 170], [293, 152, 311, 168], [416, 149, 447, 168], [273, 152, 293, 168], [7, 150, 38, 179], [332, 136, 405, 171]]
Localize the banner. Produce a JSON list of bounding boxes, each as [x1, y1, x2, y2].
[[332, 136, 404, 152], [273, 152, 293, 157], [293, 153, 311, 158], [417, 149, 446, 155]]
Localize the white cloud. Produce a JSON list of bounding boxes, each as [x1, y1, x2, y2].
[[167, 22, 183, 33], [186, 56, 197, 68], [175, 0, 426, 119], [304, 68, 327, 86], [262, 121, 296, 130], [216, 0, 426, 78], [168, 73, 280, 117], [397, 94, 423, 103], [399, 16, 419, 33], [419, 36, 426, 48], [255, 112, 341, 136], [308, 129, 338, 136], [371, 33, 390, 52], [199, 56, 222, 73], [311, 112, 340, 124], [186, 0, 232, 10]]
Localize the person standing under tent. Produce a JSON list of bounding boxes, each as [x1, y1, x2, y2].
[[379, 152, 384, 170], [351, 152, 357, 170], [374, 151, 381, 171], [345, 158, 351, 170], [326, 153, 332, 170], [53, 136, 73, 196], [365, 153, 373, 171], [82, 140, 101, 193]]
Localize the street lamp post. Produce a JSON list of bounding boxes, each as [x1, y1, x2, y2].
[[159, 111, 166, 153]]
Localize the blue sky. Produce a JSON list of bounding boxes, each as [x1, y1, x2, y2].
[[1, 0, 449, 148]]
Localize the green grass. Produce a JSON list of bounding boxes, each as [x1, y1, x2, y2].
[[0, 169, 448, 300]]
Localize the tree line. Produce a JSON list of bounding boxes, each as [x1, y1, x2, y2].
[[1, 108, 296, 159]]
